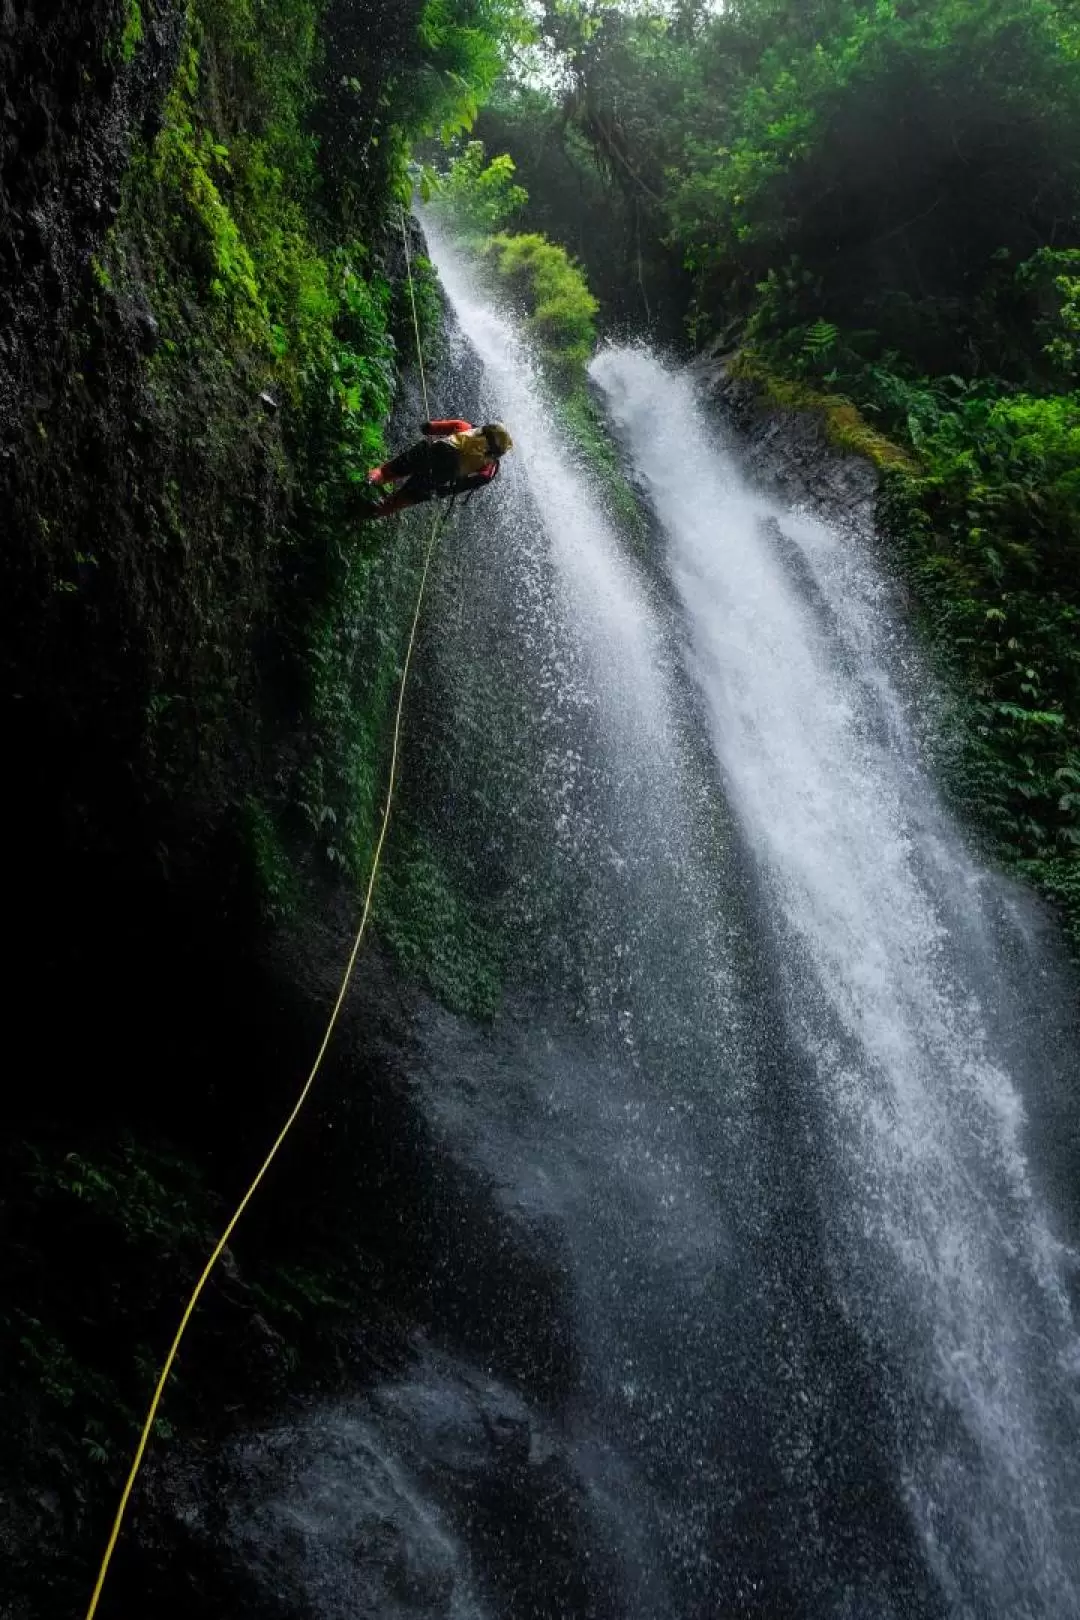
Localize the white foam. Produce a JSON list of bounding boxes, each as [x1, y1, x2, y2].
[[593, 343, 1080, 1613]]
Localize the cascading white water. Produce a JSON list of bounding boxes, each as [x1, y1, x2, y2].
[[592, 345, 1080, 1616], [421, 221, 676, 776], [409, 226, 868, 1614], [215, 251, 1080, 1620], [418, 219, 754, 1067]]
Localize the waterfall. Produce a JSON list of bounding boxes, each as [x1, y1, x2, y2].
[[593, 344, 1080, 1617], [208, 239, 1080, 1620]]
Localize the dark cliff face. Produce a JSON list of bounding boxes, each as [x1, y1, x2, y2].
[[0, 3, 500, 1606], [0, 0, 296, 1570], [1, 0, 273, 1141], [0, 0, 436, 1017], [0, 5, 412, 1612], [0, 0, 182, 428], [688, 350, 881, 527]]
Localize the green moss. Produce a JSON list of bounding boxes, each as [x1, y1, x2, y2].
[[557, 386, 646, 545], [479, 230, 599, 380], [378, 830, 504, 1018], [153, 78, 268, 343], [89, 0, 411, 860], [89, 253, 113, 292], [142, 10, 323, 362], [729, 351, 919, 473], [243, 798, 299, 922], [120, 0, 144, 65]]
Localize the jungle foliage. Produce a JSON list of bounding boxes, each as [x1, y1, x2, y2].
[[1, 2, 526, 1610], [8, 1, 1080, 1605], [426, 140, 646, 532], [426, 141, 599, 374], [471, 0, 1080, 940]]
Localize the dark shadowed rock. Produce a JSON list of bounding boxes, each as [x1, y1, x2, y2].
[[690, 347, 880, 527]]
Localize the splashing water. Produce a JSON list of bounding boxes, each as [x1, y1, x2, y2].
[[223, 245, 1080, 1620], [592, 344, 1080, 1616]]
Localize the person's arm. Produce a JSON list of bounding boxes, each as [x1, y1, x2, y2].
[[421, 418, 471, 435]]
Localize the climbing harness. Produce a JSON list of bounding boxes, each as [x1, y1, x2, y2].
[[83, 208, 446, 1620]]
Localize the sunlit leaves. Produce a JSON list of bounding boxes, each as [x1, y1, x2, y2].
[[426, 140, 529, 231]]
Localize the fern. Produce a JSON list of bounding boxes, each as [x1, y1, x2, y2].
[[802, 318, 839, 356]]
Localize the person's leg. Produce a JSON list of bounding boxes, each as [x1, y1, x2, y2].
[[368, 486, 435, 520], [375, 439, 434, 484]]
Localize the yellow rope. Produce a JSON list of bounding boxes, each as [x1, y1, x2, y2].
[[84, 207, 444, 1620], [400, 205, 431, 420]]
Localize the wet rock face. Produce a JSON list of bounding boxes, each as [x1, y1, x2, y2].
[[689, 351, 880, 528], [157, 1355, 629, 1620], [0, 0, 182, 438]]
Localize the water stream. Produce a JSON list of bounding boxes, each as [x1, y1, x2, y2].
[[216, 233, 1080, 1619]]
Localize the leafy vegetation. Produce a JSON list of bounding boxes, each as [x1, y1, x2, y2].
[[1, 0, 527, 1608], [119, 0, 143, 64], [426, 141, 643, 529], [479, 231, 599, 375], [423, 138, 528, 233], [470, 0, 1080, 941], [427, 141, 599, 375], [378, 827, 505, 1016], [8, 0, 1080, 1607]]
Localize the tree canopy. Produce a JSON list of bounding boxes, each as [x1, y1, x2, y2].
[[455, 0, 1080, 934]]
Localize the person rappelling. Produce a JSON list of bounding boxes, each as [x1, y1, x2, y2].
[[365, 418, 514, 518]]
